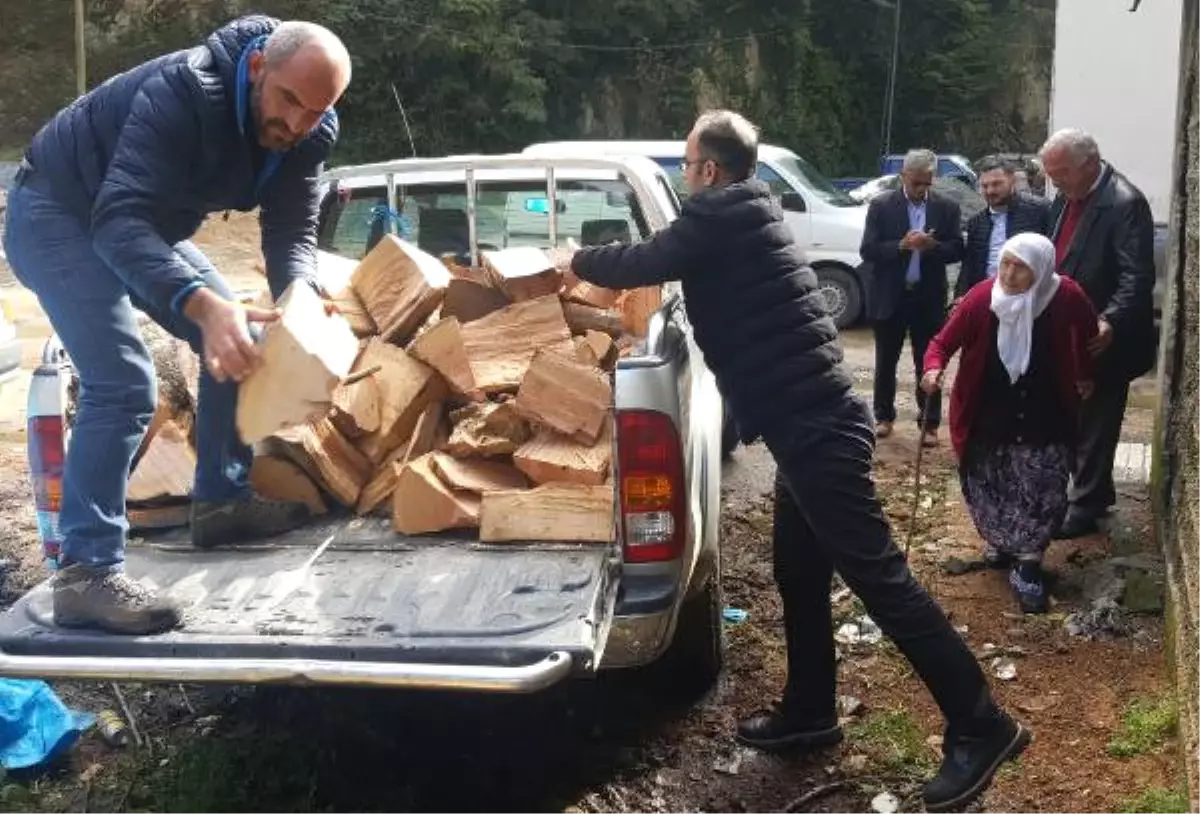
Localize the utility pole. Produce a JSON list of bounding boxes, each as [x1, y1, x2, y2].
[[74, 0, 86, 97], [882, 0, 901, 160]]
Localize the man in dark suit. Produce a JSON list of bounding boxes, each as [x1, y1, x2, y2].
[[954, 156, 1051, 301], [1040, 129, 1158, 538], [860, 149, 963, 446]]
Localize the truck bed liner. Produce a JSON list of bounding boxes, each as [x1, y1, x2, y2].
[[0, 517, 617, 673]]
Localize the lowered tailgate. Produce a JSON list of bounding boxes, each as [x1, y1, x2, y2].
[[0, 517, 619, 692]]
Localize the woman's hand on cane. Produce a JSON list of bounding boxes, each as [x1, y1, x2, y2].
[[920, 368, 945, 395]]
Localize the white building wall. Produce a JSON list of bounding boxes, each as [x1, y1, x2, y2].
[[1050, 0, 1184, 221]]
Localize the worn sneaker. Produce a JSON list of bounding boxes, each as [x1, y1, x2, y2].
[[736, 705, 843, 752], [191, 497, 312, 549], [923, 712, 1031, 812], [54, 565, 181, 635]]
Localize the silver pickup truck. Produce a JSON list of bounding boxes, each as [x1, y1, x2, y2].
[[0, 154, 728, 694]]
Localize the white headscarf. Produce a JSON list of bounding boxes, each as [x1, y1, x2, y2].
[[990, 232, 1061, 383]]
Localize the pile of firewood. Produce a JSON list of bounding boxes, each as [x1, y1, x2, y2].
[[232, 235, 661, 543]]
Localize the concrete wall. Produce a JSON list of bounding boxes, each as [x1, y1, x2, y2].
[[1152, 0, 1198, 806], [1050, 0, 1184, 221]]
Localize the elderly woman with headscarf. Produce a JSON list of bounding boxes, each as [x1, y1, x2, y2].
[[921, 233, 1098, 613]]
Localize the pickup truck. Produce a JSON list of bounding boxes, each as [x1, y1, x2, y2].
[[0, 154, 728, 695]]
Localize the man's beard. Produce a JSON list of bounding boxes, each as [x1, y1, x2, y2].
[[249, 82, 301, 150]]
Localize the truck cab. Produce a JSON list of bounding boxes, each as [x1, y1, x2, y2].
[[524, 141, 871, 330], [0, 155, 726, 694]]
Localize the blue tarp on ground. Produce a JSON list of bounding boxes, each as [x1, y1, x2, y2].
[[0, 678, 94, 770]]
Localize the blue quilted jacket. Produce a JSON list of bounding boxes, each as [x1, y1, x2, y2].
[[25, 15, 339, 314]]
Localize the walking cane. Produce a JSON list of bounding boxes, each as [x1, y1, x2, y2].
[[903, 379, 940, 560]]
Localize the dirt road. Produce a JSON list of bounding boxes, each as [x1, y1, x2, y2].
[[0, 214, 1183, 812]]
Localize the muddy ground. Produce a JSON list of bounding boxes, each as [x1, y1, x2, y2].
[[0, 213, 1184, 812]]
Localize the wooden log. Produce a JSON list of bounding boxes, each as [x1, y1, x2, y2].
[[562, 301, 625, 338], [257, 427, 324, 492], [514, 349, 612, 444], [430, 451, 528, 494], [330, 286, 377, 338], [356, 461, 401, 516], [353, 339, 443, 464], [459, 294, 573, 393], [618, 287, 662, 337], [481, 247, 561, 302], [237, 280, 360, 444], [513, 426, 611, 486], [564, 280, 620, 310], [328, 373, 382, 439], [445, 400, 532, 457], [479, 483, 614, 543], [250, 455, 328, 515], [441, 278, 509, 324], [303, 418, 373, 507], [127, 421, 195, 503], [393, 453, 481, 534], [349, 235, 450, 344], [407, 316, 485, 402], [582, 330, 616, 369]]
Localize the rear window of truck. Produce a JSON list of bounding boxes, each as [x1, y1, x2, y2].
[[318, 178, 652, 262]]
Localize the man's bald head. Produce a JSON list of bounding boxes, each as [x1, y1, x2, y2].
[[248, 21, 351, 151]]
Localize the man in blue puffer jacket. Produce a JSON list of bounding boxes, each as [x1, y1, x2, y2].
[[3, 15, 351, 635]]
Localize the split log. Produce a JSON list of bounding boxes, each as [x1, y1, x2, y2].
[[236, 280, 360, 444], [302, 419, 373, 507], [582, 330, 616, 369], [353, 339, 443, 463], [356, 398, 447, 515], [430, 451, 528, 494], [479, 483, 614, 543], [441, 278, 509, 324], [564, 280, 620, 310], [408, 316, 484, 402], [514, 349, 612, 444], [257, 427, 324, 492], [393, 453, 481, 534], [618, 287, 662, 337], [127, 421, 195, 503], [513, 426, 611, 486], [349, 235, 451, 344], [445, 401, 531, 457], [330, 286, 377, 337], [356, 462, 401, 516], [481, 247, 561, 302], [562, 301, 626, 338], [328, 373, 382, 439], [459, 294, 572, 392], [250, 455, 328, 515]]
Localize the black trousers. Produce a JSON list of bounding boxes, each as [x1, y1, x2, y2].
[[762, 395, 995, 730], [872, 291, 943, 428], [1068, 367, 1131, 517]]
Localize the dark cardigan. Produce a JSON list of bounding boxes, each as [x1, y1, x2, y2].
[[924, 277, 1099, 460]]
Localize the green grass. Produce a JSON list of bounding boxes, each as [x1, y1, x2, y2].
[[1119, 785, 1190, 813], [1107, 694, 1178, 757], [848, 708, 936, 775]]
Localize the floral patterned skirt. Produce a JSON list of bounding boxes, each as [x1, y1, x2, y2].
[[961, 442, 1071, 560]]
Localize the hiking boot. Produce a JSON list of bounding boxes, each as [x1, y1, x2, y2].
[[1009, 561, 1048, 614], [923, 712, 1031, 812], [736, 705, 843, 752], [191, 496, 312, 549], [54, 565, 181, 635]]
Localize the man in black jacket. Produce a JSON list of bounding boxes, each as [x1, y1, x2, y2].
[[3, 17, 351, 635], [860, 150, 963, 446], [1040, 129, 1158, 538], [954, 156, 1052, 300], [558, 110, 1028, 812]]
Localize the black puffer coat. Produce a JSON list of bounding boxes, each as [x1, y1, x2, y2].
[[24, 15, 338, 313], [572, 180, 852, 440]]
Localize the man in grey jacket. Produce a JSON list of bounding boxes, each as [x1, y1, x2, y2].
[[3, 16, 351, 635]]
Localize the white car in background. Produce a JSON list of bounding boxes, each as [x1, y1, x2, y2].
[[524, 140, 871, 329]]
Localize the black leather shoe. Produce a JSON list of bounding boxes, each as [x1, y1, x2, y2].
[[736, 707, 843, 752], [1053, 511, 1101, 539], [923, 712, 1031, 812]]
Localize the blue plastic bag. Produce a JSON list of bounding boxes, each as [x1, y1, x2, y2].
[[0, 678, 95, 770]]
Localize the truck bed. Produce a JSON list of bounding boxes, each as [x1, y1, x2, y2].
[[0, 516, 619, 690]]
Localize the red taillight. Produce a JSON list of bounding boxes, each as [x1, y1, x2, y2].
[[617, 410, 685, 563]]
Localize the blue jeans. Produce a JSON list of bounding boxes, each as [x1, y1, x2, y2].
[[3, 184, 252, 569]]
